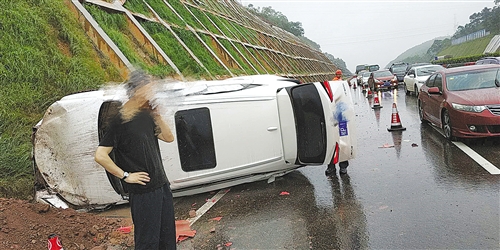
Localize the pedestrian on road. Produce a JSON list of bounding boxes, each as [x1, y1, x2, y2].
[[95, 71, 177, 250]]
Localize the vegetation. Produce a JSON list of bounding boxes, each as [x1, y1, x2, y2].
[[438, 34, 495, 58], [246, 5, 304, 37], [0, 0, 121, 199], [85, 4, 175, 78], [452, 3, 500, 39]]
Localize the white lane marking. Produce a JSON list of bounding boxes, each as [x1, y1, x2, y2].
[[452, 142, 500, 175], [187, 189, 229, 226]]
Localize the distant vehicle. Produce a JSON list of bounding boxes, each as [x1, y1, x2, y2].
[[32, 75, 357, 209], [418, 64, 500, 140], [356, 70, 367, 85], [389, 62, 408, 82], [366, 64, 380, 72], [475, 57, 500, 65], [355, 64, 368, 74], [404, 64, 445, 96], [368, 69, 398, 91], [405, 62, 432, 73]]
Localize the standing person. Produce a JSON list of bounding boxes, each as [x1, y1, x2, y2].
[[94, 71, 177, 250], [332, 69, 343, 81]]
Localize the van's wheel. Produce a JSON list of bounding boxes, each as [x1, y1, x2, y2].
[[414, 85, 419, 97], [442, 110, 455, 141]]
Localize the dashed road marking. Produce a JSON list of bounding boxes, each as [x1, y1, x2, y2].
[[453, 141, 500, 175], [187, 189, 230, 226]]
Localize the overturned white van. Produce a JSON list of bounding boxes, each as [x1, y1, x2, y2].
[[32, 75, 356, 209]]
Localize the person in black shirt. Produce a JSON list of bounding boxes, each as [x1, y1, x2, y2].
[[95, 71, 176, 250]]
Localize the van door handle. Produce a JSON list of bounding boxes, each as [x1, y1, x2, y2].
[[267, 127, 278, 131]]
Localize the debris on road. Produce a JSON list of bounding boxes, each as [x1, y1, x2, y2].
[[175, 220, 196, 243]]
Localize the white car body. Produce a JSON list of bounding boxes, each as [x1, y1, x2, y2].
[[33, 75, 356, 209], [404, 65, 445, 96]]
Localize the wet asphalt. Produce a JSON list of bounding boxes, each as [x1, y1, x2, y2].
[[102, 85, 500, 249]]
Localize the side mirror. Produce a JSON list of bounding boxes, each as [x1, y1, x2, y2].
[[428, 87, 441, 94]]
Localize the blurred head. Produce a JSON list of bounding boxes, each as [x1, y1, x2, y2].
[[335, 69, 342, 76], [125, 70, 155, 109]]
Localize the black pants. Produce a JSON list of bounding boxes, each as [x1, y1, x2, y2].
[[130, 184, 176, 250]]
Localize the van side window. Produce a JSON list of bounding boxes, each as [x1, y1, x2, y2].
[[175, 108, 216, 172], [289, 84, 326, 164]]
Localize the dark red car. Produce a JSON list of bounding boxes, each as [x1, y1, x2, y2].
[[418, 64, 500, 140], [368, 69, 398, 91]]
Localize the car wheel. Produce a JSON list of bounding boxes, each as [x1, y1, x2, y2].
[[404, 84, 410, 95], [414, 85, 419, 97], [418, 100, 427, 124], [442, 110, 455, 141]]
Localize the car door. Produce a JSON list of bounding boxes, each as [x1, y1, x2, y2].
[[426, 73, 445, 125], [419, 74, 437, 123], [404, 68, 416, 92]]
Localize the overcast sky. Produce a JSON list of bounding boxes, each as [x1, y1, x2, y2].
[[240, 0, 496, 73]]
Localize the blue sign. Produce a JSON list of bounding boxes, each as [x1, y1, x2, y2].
[[339, 121, 348, 136]]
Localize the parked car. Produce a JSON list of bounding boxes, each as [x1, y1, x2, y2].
[[405, 62, 431, 74], [368, 69, 398, 91], [404, 64, 445, 96], [389, 62, 408, 82], [475, 56, 500, 65], [32, 75, 357, 209], [417, 64, 500, 140]]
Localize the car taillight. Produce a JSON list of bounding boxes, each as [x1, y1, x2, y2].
[[322, 80, 333, 102], [332, 142, 339, 165]]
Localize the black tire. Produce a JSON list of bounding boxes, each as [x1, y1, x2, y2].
[[418, 100, 427, 124], [442, 109, 455, 141], [414, 85, 419, 97], [404, 83, 410, 95]]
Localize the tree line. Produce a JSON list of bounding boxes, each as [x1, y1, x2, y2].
[[452, 0, 500, 39]]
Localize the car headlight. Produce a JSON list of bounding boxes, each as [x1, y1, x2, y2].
[[451, 103, 487, 113]]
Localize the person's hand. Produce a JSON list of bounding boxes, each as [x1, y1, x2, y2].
[[124, 172, 150, 185]]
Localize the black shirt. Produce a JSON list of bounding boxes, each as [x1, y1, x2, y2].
[[99, 109, 169, 194]]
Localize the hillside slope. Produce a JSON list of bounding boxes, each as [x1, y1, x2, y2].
[[385, 36, 449, 68]]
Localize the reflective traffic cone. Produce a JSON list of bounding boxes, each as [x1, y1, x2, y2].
[[372, 94, 383, 109], [366, 89, 372, 98], [48, 234, 64, 250], [387, 103, 406, 131]]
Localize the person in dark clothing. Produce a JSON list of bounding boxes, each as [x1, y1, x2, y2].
[[95, 71, 176, 250]]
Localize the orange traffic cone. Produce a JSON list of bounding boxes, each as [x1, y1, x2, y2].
[[387, 103, 406, 131], [366, 89, 372, 98], [372, 94, 382, 109]]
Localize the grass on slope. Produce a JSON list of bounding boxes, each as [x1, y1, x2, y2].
[[0, 0, 121, 199], [438, 34, 495, 57]]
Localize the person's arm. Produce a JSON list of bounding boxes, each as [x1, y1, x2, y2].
[[94, 146, 150, 185], [152, 112, 174, 143]]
